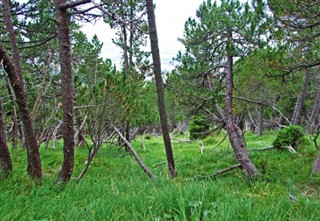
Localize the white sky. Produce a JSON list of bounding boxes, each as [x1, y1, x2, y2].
[[81, 0, 204, 71]]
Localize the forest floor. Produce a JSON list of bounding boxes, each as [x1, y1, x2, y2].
[[0, 131, 320, 220]]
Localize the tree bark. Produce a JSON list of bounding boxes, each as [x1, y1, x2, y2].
[[146, 0, 176, 178], [0, 95, 12, 177], [225, 55, 259, 179], [312, 155, 320, 175], [258, 104, 264, 136], [1, 0, 23, 85], [5, 76, 18, 148], [310, 90, 320, 129], [292, 68, 311, 125], [0, 43, 42, 178], [53, 0, 75, 183]]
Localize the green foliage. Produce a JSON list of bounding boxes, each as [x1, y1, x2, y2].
[[273, 125, 308, 150], [188, 115, 210, 140]]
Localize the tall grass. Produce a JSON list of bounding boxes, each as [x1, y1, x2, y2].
[[0, 132, 319, 220]]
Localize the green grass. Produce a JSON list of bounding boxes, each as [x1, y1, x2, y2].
[[0, 132, 319, 220]]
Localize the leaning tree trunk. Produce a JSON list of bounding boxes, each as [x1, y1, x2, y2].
[[292, 68, 311, 125], [225, 55, 259, 179], [53, 0, 75, 183], [0, 43, 42, 178], [258, 104, 264, 136], [0, 95, 12, 177], [146, 0, 176, 178], [2, 0, 42, 178]]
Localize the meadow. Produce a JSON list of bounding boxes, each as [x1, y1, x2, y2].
[[0, 132, 319, 221]]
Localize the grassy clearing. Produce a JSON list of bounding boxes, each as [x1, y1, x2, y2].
[[1, 132, 319, 220]]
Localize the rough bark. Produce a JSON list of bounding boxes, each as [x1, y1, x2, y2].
[[0, 95, 12, 177], [53, 0, 75, 183], [0, 43, 42, 178], [225, 55, 259, 179], [146, 0, 176, 178], [292, 68, 311, 125], [1, 0, 23, 85]]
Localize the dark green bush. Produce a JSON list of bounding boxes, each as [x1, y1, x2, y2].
[[188, 116, 210, 140], [273, 125, 306, 150]]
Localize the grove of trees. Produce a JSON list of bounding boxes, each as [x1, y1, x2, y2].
[[0, 0, 319, 182]]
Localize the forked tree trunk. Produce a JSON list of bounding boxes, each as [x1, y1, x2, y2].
[[0, 95, 12, 177], [53, 0, 75, 183], [225, 55, 259, 179], [292, 68, 311, 125], [146, 0, 176, 178], [0, 43, 42, 178]]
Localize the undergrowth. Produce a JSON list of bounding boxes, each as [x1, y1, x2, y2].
[[0, 132, 319, 220]]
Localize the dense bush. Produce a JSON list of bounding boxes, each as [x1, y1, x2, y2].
[[188, 116, 210, 140], [273, 125, 306, 150]]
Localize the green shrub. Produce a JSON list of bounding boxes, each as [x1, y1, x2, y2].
[[188, 116, 210, 140], [273, 125, 306, 150]]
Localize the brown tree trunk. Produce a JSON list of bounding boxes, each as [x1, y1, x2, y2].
[[146, 0, 176, 178], [0, 43, 42, 178], [1, 0, 23, 85], [225, 55, 259, 179], [292, 68, 311, 125], [53, 0, 75, 183], [0, 95, 12, 177]]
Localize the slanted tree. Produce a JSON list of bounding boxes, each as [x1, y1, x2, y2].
[[178, 0, 268, 178], [146, 0, 176, 178], [0, 94, 12, 177], [1, 0, 42, 178]]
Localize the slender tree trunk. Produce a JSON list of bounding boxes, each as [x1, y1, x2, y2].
[[53, 0, 75, 183], [0, 95, 12, 177], [225, 55, 259, 178], [0, 43, 42, 178], [292, 68, 311, 125], [258, 104, 264, 136], [146, 0, 176, 178], [310, 90, 320, 129], [5, 76, 18, 148]]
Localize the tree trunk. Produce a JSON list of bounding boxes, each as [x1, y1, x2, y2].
[[0, 95, 12, 177], [258, 104, 264, 136], [146, 0, 176, 178], [53, 0, 75, 183], [0, 43, 42, 178], [312, 155, 320, 175], [1, 0, 23, 85], [292, 68, 311, 125], [310, 90, 320, 129], [5, 76, 18, 148], [225, 55, 259, 178]]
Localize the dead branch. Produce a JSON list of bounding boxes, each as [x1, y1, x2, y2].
[[113, 125, 156, 179], [195, 164, 241, 180]]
